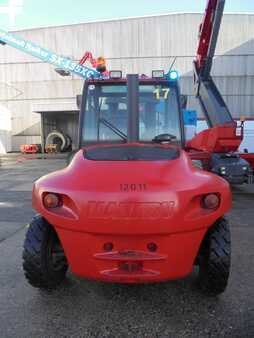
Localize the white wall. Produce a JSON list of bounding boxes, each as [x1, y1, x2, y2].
[[239, 121, 254, 153], [0, 104, 12, 153]]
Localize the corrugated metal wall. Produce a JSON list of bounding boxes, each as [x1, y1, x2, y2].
[[0, 13, 253, 150], [0, 103, 11, 153]]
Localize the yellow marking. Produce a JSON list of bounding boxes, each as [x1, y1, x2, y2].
[[153, 88, 161, 100], [162, 88, 170, 99], [153, 88, 170, 100]]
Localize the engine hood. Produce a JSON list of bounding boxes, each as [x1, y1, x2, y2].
[[33, 144, 231, 235]]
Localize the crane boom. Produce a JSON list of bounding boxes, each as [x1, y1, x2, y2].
[[190, 0, 253, 180], [0, 28, 101, 80], [194, 0, 234, 127], [196, 0, 225, 78]]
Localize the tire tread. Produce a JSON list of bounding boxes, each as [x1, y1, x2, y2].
[[199, 218, 231, 295], [22, 215, 67, 290]]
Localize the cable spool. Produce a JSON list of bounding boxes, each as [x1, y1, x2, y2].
[[45, 131, 72, 152]]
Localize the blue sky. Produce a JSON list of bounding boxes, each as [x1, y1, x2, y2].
[[0, 0, 254, 30]]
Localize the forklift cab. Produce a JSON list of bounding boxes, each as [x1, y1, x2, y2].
[[79, 73, 185, 148]]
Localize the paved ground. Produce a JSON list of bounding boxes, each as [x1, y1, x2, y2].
[[0, 157, 253, 338]]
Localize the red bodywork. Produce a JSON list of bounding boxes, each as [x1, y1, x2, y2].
[[32, 144, 231, 283], [187, 124, 243, 153]]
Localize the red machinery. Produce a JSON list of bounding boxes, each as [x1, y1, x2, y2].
[[79, 51, 109, 76], [188, 0, 253, 184], [30, 145, 231, 286], [20, 144, 41, 154], [22, 0, 251, 295]]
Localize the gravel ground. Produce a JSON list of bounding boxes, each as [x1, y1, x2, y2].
[[0, 157, 253, 338]]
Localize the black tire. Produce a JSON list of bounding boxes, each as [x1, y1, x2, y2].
[[198, 218, 231, 296], [23, 215, 68, 290], [65, 135, 73, 152], [46, 131, 67, 152]]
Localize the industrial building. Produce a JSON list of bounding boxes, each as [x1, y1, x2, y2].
[[0, 12, 253, 153]]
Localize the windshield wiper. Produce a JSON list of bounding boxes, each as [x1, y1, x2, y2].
[[99, 118, 127, 141], [152, 133, 177, 143]]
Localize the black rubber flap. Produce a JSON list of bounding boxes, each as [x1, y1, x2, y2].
[[84, 146, 180, 161]]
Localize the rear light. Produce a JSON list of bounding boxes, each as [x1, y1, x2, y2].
[[168, 70, 179, 80], [202, 193, 220, 210], [109, 71, 122, 79], [43, 193, 62, 209], [152, 70, 165, 78]]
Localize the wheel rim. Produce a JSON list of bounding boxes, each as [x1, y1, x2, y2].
[[47, 231, 67, 271]]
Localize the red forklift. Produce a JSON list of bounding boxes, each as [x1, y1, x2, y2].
[[22, 0, 253, 295]]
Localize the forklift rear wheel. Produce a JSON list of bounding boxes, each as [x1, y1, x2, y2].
[[23, 215, 68, 290], [198, 218, 231, 296]]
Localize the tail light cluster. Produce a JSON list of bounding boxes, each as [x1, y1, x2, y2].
[[202, 193, 220, 210], [43, 193, 62, 209]]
